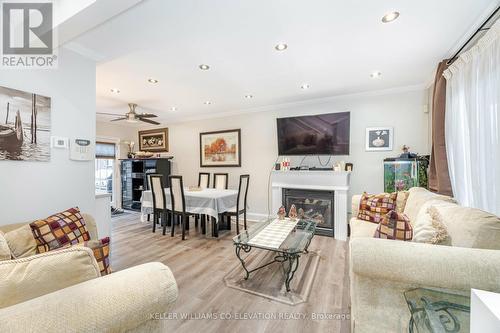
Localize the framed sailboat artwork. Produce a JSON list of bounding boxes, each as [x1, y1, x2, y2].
[[0, 85, 51, 161]]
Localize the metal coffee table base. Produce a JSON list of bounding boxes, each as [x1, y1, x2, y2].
[[235, 244, 305, 292]]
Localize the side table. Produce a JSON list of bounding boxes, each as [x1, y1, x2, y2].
[[404, 288, 470, 333]]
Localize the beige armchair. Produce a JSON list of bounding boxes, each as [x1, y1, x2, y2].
[[0, 214, 178, 332]]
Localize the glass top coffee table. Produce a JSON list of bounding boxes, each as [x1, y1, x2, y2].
[[232, 217, 316, 292], [404, 288, 470, 333]]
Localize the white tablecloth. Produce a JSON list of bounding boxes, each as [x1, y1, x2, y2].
[[141, 188, 238, 223]]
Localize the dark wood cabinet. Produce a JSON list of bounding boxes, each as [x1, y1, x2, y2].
[[121, 158, 172, 211]]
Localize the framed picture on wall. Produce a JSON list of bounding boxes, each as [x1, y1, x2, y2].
[[365, 127, 393, 151], [138, 128, 169, 152], [200, 129, 241, 167], [0, 85, 51, 161]]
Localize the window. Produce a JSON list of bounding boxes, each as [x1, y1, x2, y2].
[[95, 142, 116, 200]]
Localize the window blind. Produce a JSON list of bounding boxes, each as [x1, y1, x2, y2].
[[96, 142, 116, 159]]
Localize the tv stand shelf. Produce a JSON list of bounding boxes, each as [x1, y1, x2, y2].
[[121, 158, 172, 211]]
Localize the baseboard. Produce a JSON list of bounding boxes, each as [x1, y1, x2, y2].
[[226, 212, 268, 223], [245, 212, 268, 222]]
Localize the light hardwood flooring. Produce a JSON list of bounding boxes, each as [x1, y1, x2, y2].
[[111, 212, 350, 333]]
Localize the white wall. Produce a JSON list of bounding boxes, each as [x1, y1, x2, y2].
[[0, 48, 96, 225], [100, 88, 430, 219]]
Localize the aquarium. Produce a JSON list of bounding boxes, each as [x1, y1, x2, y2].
[[384, 159, 419, 193]]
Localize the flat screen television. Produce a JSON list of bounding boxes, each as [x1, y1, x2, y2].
[[277, 112, 350, 155]]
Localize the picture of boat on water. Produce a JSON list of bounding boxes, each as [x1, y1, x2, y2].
[[0, 86, 51, 161]]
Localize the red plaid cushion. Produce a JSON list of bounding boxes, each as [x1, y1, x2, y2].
[[73, 237, 111, 276], [374, 210, 413, 241], [30, 207, 91, 253], [357, 192, 398, 224]]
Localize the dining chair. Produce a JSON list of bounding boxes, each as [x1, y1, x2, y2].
[[198, 172, 210, 189], [146, 173, 158, 222], [169, 175, 196, 240], [150, 174, 170, 235], [213, 173, 229, 189], [195, 172, 210, 231], [222, 174, 250, 235], [213, 173, 230, 230]]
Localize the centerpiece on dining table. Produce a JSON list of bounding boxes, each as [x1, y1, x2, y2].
[[187, 186, 203, 191]]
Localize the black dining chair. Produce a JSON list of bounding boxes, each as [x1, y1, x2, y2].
[[169, 175, 197, 240], [194, 172, 210, 231], [150, 174, 170, 235], [222, 174, 250, 235], [146, 173, 160, 222], [198, 172, 210, 189], [213, 173, 230, 230], [213, 173, 229, 189]]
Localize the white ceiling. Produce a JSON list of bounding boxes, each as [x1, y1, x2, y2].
[[67, 0, 499, 124]]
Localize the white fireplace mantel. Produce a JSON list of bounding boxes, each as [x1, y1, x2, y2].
[[271, 170, 350, 241]]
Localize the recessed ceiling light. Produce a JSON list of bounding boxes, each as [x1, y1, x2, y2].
[[370, 71, 382, 79], [301, 84, 310, 90], [381, 11, 400, 23], [245, 95, 253, 99], [275, 43, 288, 51], [148, 78, 159, 84], [171, 107, 177, 111], [199, 64, 210, 70], [110, 88, 120, 93], [204, 101, 212, 105]]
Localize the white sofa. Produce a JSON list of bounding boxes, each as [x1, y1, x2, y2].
[[349, 187, 500, 332], [0, 214, 178, 332]]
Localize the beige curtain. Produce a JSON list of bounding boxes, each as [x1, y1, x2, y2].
[[428, 60, 453, 196]]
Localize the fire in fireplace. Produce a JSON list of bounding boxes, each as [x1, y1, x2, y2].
[[282, 188, 334, 237]]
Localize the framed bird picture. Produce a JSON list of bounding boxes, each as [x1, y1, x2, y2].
[[138, 128, 169, 152]]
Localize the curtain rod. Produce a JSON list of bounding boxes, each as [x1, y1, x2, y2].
[[446, 5, 500, 65]]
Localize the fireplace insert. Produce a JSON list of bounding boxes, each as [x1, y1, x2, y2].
[[282, 188, 334, 237]]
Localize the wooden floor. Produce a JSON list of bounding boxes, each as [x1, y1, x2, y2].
[[111, 212, 350, 333]]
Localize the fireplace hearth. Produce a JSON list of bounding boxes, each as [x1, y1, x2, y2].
[[283, 188, 334, 237]]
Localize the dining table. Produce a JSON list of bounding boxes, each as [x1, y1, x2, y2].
[[140, 187, 239, 237]]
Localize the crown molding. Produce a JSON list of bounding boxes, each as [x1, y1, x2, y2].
[[64, 42, 106, 62], [96, 83, 428, 128], [171, 83, 428, 124], [445, 1, 500, 59]]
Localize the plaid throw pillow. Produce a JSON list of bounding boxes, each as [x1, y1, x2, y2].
[[73, 237, 111, 276], [374, 210, 413, 241], [30, 207, 91, 253], [357, 192, 398, 224]]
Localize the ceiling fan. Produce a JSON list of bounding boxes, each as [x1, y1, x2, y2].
[[97, 103, 160, 125]]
